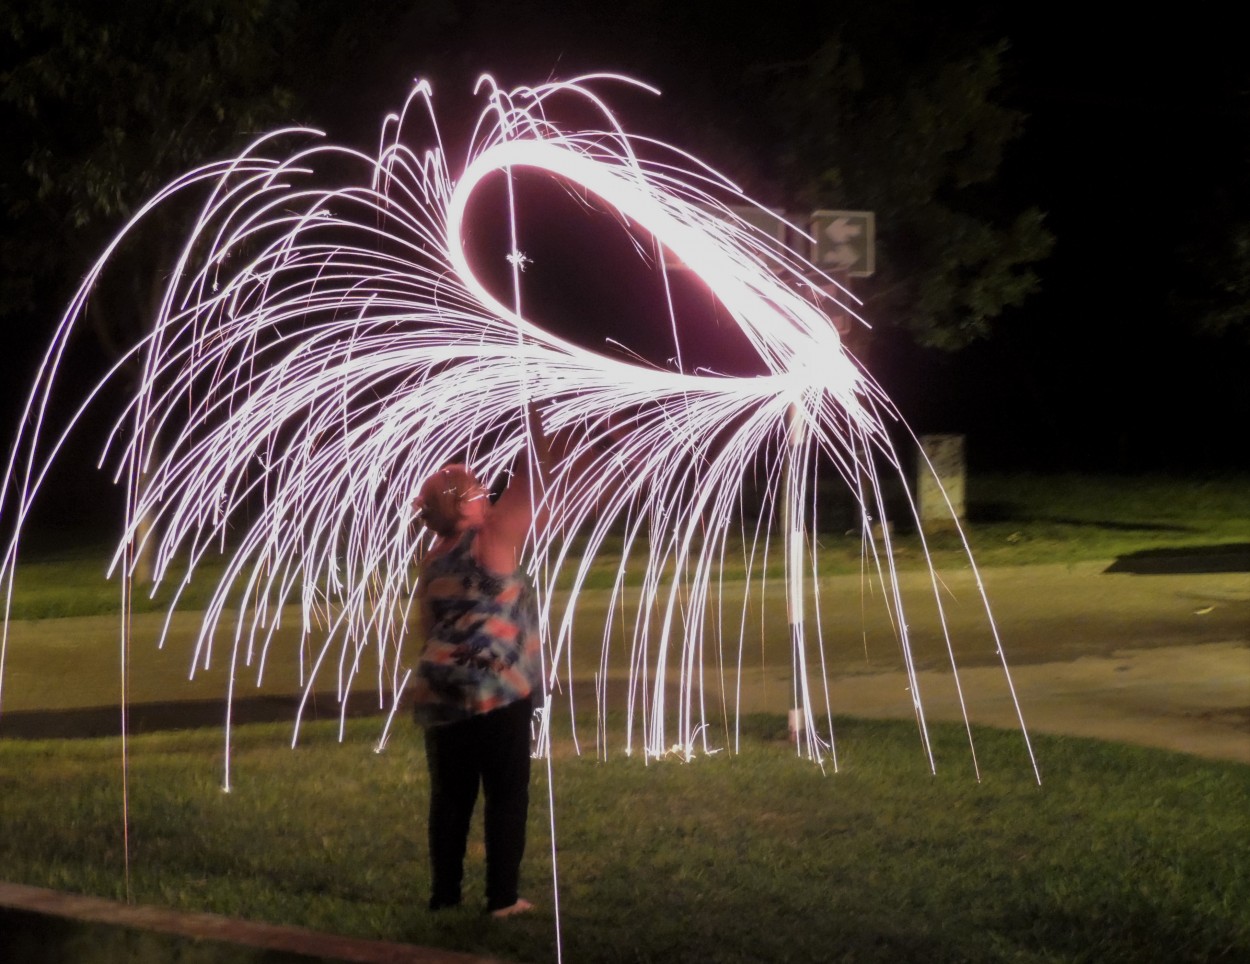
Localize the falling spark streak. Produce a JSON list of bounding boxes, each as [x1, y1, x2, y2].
[[0, 75, 1038, 788]]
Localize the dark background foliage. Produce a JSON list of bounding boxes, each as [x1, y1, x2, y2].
[[2, 0, 1246, 522]]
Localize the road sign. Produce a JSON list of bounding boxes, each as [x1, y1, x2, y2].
[[721, 204, 790, 247], [810, 209, 875, 277]]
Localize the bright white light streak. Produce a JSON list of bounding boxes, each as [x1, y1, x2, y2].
[[0, 75, 1039, 787]]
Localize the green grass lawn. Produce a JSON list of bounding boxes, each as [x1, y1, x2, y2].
[[1, 473, 1247, 961], [0, 716, 1246, 963], [952, 472, 1250, 567], [6, 472, 1249, 621]]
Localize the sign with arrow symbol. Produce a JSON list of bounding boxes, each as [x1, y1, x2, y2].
[[810, 210, 875, 277]]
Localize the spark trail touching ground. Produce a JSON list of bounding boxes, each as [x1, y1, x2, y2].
[[0, 75, 1038, 785]]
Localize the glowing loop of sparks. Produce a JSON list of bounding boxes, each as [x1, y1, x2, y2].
[[0, 74, 1037, 784]]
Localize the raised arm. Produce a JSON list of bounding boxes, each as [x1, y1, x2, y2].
[[476, 402, 637, 575], [474, 402, 554, 575]]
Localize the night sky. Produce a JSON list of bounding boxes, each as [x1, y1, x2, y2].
[[4, 0, 1247, 541]]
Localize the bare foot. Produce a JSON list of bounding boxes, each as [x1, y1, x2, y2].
[[489, 898, 533, 919]]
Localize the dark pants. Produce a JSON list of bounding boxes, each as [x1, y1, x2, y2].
[[423, 696, 532, 911]]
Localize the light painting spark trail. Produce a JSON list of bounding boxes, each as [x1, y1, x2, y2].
[[0, 75, 1038, 785]]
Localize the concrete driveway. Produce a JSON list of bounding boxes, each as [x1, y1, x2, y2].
[[789, 560, 1250, 764], [2, 560, 1247, 764], [571, 558, 1250, 765]]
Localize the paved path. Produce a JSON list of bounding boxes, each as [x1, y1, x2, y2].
[[1, 559, 1246, 759], [738, 560, 1250, 764], [816, 641, 1250, 765], [583, 560, 1250, 764]]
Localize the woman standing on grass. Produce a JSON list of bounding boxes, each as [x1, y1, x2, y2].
[[409, 405, 553, 918]]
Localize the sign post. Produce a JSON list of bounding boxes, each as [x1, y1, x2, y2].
[[918, 433, 966, 530]]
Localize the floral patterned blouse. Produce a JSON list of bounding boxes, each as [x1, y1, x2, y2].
[[412, 528, 542, 726]]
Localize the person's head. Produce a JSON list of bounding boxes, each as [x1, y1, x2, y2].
[[412, 464, 488, 537]]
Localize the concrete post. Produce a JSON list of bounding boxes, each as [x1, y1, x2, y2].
[[918, 433, 966, 530]]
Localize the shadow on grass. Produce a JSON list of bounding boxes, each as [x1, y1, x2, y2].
[[1000, 904, 1250, 964], [967, 501, 1195, 533], [0, 907, 330, 964], [0, 692, 390, 741], [1106, 543, 1250, 574]]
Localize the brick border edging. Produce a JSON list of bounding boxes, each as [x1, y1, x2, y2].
[[0, 881, 507, 964]]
